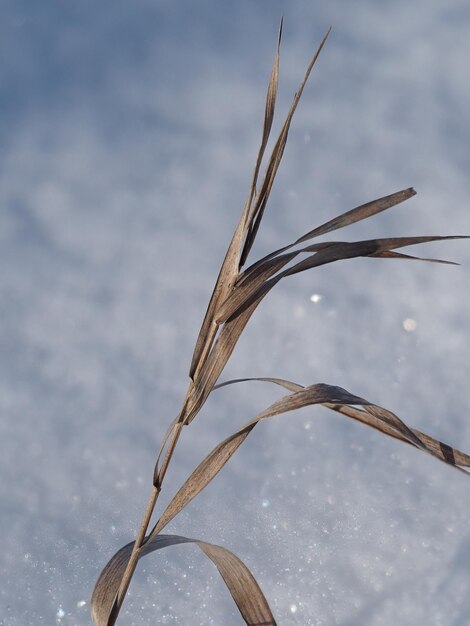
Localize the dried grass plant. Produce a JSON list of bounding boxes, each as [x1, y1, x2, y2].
[[91, 22, 469, 626]]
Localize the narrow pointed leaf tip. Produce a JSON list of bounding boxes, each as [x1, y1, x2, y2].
[[187, 20, 282, 384], [295, 187, 416, 243], [240, 26, 331, 268]]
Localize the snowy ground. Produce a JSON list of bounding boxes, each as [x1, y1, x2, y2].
[[1, 2, 470, 625]]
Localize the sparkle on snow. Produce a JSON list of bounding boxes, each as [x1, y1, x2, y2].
[[310, 294, 323, 303], [403, 318, 417, 332]]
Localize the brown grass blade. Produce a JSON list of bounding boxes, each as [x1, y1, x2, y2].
[[190, 232, 466, 410], [250, 384, 437, 458], [285, 235, 468, 276], [189, 27, 330, 390], [326, 403, 470, 467], [216, 250, 297, 324], [152, 384, 374, 537], [370, 250, 459, 265], [236, 187, 417, 280], [240, 27, 331, 267], [295, 187, 416, 243], [184, 231, 466, 421], [195, 541, 276, 626], [91, 534, 276, 626], [184, 297, 262, 423], [188, 20, 283, 384], [91, 20, 469, 626], [187, 220, 246, 385], [187, 36, 443, 425], [151, 423, 256, 535], [214, 376, 303, 393], [216, 235, 467, 324], [217, 377, 470, 467], [250, 17, 282, 200]]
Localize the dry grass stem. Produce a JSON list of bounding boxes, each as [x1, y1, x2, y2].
[[91, 22, 468, 626]]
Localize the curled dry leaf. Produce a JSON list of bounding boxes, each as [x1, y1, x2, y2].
[[91, 534, 276, 626], [150, 381, 469, 539], [214, 377, 470, 466]]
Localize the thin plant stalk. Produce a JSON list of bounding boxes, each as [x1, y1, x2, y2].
[[110, 417, 187, 623]]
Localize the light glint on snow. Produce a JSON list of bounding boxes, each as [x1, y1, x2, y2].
[[403, 318, 417, 331]]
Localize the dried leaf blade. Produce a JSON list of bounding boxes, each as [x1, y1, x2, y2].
[[240, 28, 331, 266], [188, 19, 283, 384], [217, 377, 470, 468], [295, 187, 416, 243], [217, 234, 466, 325], [91, 534, 276, 626], [152, 424, 256, 534]]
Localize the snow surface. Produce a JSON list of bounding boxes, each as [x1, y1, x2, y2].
[[1, 2, 470, 625]]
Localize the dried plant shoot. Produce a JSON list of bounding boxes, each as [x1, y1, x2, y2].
[[91, 22, 468, 626]]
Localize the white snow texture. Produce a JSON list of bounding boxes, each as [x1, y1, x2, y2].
[[1, 2, 469, 625]]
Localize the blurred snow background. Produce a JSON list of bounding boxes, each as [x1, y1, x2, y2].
[[1, 1, 469, 625]]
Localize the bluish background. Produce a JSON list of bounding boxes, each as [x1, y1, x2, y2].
[[1, 1, 470, 625]]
